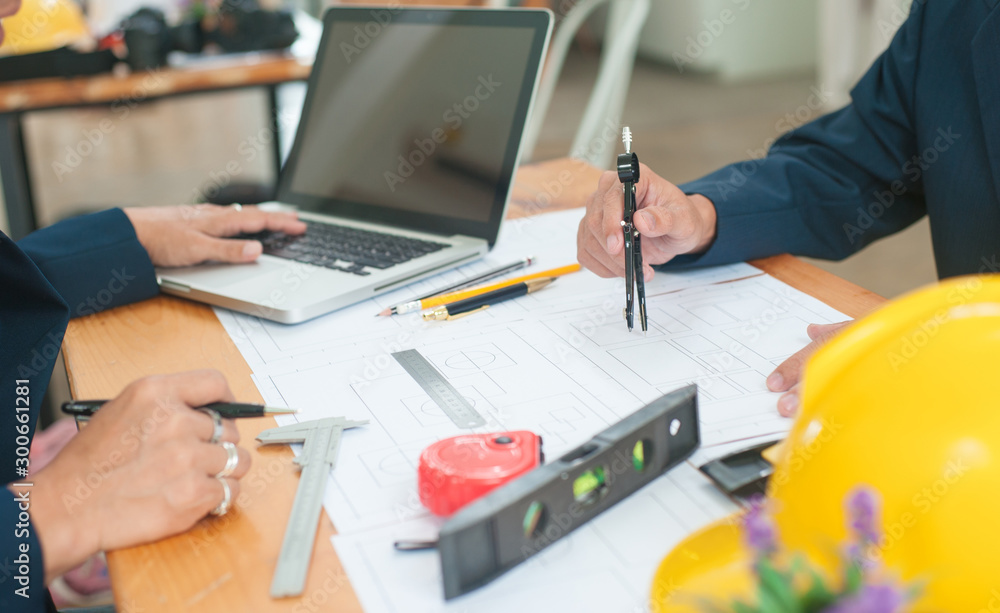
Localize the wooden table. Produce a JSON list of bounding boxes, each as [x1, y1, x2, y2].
[[61, 158, 886, 611], [0, 55, 311, 113], [0, 54, 311, 239]]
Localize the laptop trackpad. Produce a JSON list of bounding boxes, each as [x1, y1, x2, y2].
[[163, 260, 287, 289]]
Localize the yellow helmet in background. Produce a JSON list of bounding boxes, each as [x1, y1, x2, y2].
[[0, 0, 90, 56], [652, 275, 1000, 612]]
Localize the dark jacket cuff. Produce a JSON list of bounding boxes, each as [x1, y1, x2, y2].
[[17, 209, 159, 318]]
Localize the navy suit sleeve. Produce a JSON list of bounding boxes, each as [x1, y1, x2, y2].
[[665, 1, 930, 269], [0, 209, 156, 610], [1, 233, 70, 612], [17, 209, 158, 318]]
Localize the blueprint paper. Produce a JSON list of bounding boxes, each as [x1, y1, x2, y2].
[[214, 208, 849, 611], [330, 463, 736, 613]]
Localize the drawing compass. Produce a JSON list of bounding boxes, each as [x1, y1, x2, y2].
[[618, 126, 647, 332], [257, 416, 368, 598]]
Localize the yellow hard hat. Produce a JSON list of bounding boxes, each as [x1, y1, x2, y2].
[[652, 275, 1000, 612], [0, 0, 90, 57]]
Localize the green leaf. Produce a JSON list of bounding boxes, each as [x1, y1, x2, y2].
[[843, 560, 863, 594], [731, 600, 760, 613], [757, 563, 798, 613], [757, 588, 791, 613], [906, 581, 926, 601], [799, 571, 838, 612]]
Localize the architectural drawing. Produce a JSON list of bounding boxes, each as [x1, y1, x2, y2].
[[214, 209, 849, 611]]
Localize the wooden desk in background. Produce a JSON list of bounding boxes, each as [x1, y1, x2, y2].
[[0, 54, 311, 239], [60, 158, 886, 611]]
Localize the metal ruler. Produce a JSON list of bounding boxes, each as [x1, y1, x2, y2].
[[392, 349, 486, 429], [257, 416, 368, 598]]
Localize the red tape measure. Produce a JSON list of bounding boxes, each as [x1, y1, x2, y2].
[[418, 431, 543, 516]]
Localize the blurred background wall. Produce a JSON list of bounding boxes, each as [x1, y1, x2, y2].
[[0, 0, 933, 427], [1, 0, 931, 299]]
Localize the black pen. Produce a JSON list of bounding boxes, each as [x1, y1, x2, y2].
[[422, 277, 556, 321], [61, 400, 298, 418]]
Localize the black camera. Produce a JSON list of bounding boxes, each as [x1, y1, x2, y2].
[[122, 1, 298, 71]]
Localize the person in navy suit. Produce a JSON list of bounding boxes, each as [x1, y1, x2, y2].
[[578, 0, 999, 415], [1, 200, 305, 612]]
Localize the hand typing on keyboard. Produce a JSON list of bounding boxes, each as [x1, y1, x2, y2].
[[239, 221, 448, 276], [124, 204, 307, 267]]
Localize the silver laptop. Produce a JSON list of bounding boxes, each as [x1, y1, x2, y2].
[[157, 7, 553, 324]]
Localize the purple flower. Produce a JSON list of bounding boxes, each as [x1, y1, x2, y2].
[[743, 495, 777, 557], [847, 487, 881, 544], [845, 542, 879, 574], [823, 584, 905, 613]]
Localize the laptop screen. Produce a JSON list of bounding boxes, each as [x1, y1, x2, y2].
[[277, 8, 551, 245]]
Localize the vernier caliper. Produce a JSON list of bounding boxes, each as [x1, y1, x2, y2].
[[257, 416, 368, 598]]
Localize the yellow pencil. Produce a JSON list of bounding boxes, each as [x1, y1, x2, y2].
[[419, 263, 582, 311]]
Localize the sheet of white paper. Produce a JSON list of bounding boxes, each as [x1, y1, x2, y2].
[[331, 463, 737, 613], [215, 209, 760, 376], [213, 207, 849, 611]]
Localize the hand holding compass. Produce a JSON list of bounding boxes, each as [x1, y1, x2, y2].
[[618, 127, 648, 332]]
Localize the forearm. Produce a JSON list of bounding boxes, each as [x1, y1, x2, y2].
[[663, 141, 927, 271], [17, 209, 159, 317]]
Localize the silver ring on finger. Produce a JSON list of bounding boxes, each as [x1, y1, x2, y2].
[[201, 409, 224, 444], [232, 203, 243, 212], [211, 477, 232, 516], [216, 441, 240, 479]]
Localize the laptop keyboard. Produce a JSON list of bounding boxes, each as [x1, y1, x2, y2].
[[239, 221, 448, 276]]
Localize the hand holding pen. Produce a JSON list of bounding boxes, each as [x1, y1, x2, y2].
[[21, 372, 255, 580]]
